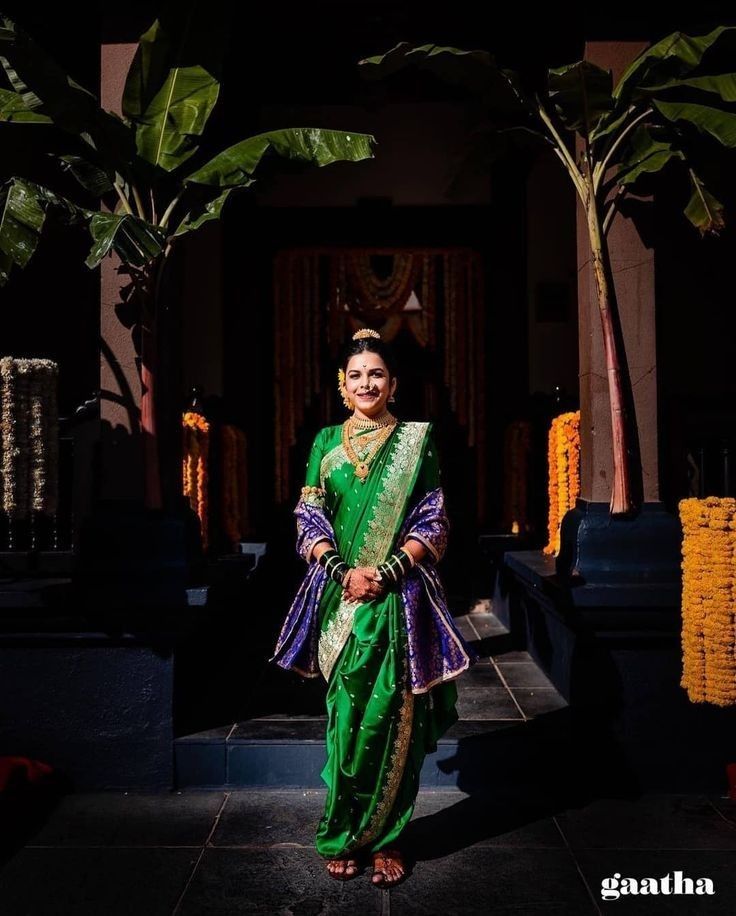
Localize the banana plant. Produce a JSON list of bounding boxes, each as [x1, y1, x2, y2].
[[361, 29, 736, 514], [0, 11, 375, 510]]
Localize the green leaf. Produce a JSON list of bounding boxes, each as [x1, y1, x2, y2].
[[0, 246, 12, 285], [124, 16, 225, 172], [58, 154, 114, 196], [0, 17, 135, 168], [360, 42, 526, 115], [615, 125, 685, 186], [615, 27, 736, 102], [0, 86, 52, 122], [185, 127, 375, 187], [85, 212, 166, 268], [548, 61, 614, 136], [653, 98, 736, 147], [638, 73, 736, 103], [684, 168, 725, 234], [0, 178, 47, 269], [173, 188, 232, 236]]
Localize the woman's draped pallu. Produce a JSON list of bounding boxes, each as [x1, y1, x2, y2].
[[272, 421, 473, 857]]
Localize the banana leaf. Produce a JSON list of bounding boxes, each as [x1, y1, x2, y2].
[[0, 86, 52, 123], [684, 168, 725, 234], [635, 73, 736, 104], [173, 187, 236, 236], [58, 154, 115, 197], [0, 247, 12, 285], [0, 178, 46, 274], [615, 124, 685, 187], [360, 42, 526, 115], [85, 212, 166, 268], [614, 27, 736, 103], [548, 61, 614, 136], [124, 17, 225, 172], [0, 17, 135, 169], [653, 98, 736, 147], [185, 127, 375, 187]]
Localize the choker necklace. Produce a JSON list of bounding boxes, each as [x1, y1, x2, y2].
[[349, 409, 396, 430]]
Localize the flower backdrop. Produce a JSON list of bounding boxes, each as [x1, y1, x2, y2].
[[273, 247, 486, 513]]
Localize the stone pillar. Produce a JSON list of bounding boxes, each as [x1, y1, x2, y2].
[[577, 40, 659, 504], [99, 43, 142, 502]]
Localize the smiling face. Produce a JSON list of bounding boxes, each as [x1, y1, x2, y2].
[[345, 350, 397, 420]]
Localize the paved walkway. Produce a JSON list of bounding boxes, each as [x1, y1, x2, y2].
[[2, 788, 736, 913]]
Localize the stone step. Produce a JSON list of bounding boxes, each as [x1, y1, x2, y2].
[[174, 607, 568, 789]]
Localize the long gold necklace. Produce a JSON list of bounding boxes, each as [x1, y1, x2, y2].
[[342, 413, 397, 482]]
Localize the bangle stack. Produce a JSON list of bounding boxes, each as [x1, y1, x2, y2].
[[376, 548, 415, 586], [319, 548, 350, 586]]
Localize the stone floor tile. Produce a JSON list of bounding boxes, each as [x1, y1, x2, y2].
[[512, 687, 568, 716], [0, 847, 195, 916], [26, 790, 226, 848], [389, 847, 596, 915], [211, 790, 325, 846], [455, 685, 523, 720], [494, 661, 554, 689], [178, 848, 382, 915], [556, 795, 736, 850]]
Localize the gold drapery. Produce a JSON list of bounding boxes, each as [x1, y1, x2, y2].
[[273, 247, 486, 519]]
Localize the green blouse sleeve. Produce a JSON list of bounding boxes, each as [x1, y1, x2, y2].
[[304, 429, 325, 489], [415, 423, 441, 494]]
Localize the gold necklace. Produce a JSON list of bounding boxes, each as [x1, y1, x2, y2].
[[349, 409, 396, 430], [342, 416, 397, 481]]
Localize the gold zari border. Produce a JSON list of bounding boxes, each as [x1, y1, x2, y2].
[[317, 422, 428, 681]]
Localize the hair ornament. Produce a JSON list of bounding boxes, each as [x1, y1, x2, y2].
[[352, 328, 381, 341]]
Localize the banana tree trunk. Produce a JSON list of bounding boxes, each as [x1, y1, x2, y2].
[[140, 309, 163, 511], [584, 173, 635, 515]]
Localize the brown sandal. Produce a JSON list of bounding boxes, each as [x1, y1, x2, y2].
[[325, 856, 360, 881], [371, 848, 406, 886]]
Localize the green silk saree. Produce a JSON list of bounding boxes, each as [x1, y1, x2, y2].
[[301, 421, 458, 857]]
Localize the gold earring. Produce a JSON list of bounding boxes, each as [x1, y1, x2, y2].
[[337, 369, 354, 410]]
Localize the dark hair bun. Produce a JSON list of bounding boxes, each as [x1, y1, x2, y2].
[[341, 329, 397, 377]]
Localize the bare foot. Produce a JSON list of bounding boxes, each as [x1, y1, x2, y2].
[[371, 848, 405, 886], [325, 857, 360, 880]]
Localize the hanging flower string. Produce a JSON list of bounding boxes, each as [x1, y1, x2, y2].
[[0, 357, 59, 521], [543, 411, 581, 556], [222, 424, 248, 547], [679, 497, 736, 707], [182, 411, 210, 549], [503, 420, 532, 535]]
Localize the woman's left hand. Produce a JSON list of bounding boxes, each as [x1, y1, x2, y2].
[[342, 566, 384, 603]]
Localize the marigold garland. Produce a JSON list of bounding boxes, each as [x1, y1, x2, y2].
[[543, 410, 581, 556], [679, 497, 736, 707], [182, 411, 210, 549]]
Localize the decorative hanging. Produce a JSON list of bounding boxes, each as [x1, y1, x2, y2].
[[222, 424, 249, 546], [0, 357, 59, 521], [273, 247, 486, 518], [503, 420, 532, 535], [679, 496, 736, 706], [182, 411, 210, 550], [543, 411, 580, 556]]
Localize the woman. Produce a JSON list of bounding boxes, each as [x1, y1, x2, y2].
[[272, 328, 473, 886]]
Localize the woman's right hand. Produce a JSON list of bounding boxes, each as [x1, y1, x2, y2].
[[342, 566, 384, 603]]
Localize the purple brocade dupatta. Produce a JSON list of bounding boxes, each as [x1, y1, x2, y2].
[[272, 487, 475, 691]]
